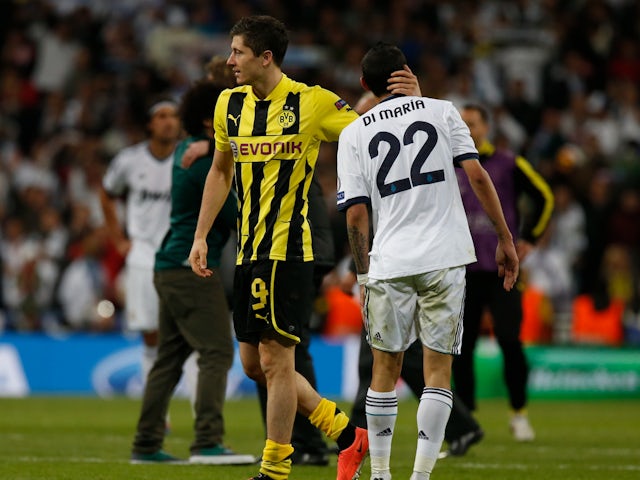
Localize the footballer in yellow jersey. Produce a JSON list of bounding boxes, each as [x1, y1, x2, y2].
[[214, 74, 358, 264], [190, 15, 421, 480]]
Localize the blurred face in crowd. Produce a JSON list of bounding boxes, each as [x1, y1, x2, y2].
[[227, 35, 265, 86], [461, 107, 490, 148], [148, 105, 180, 144]]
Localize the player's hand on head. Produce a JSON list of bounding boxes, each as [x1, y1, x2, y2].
[[189, 238, 212, 277], [387, 65, 421, 97]]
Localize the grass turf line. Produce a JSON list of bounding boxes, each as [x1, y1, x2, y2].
[[0, 397, 639, 480]]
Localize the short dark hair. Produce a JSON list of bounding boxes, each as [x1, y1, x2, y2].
[[462, 103, 490, 124], [361, 42, 407, 97], [179, 81, 224, 136], [230, 15, 288, 66]]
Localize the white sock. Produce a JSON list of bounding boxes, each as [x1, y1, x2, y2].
[[409, 472, 429, 480], [366, 388, 398, 477], [412, 387, 453, 479], [182, 352, 199, 416], [141, 345, 158, 384]]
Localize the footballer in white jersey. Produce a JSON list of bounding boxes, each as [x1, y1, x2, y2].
[[337, 94, 477, 280], [337, 43, 518, 480], [102, 142, 172, 269], [100, 100, 179, 341]]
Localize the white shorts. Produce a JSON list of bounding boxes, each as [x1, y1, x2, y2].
[[364, 266, 465, 354], [124, 265, 159, 332]]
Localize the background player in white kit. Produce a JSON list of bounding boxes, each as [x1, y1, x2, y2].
[[100, 99, 181, 386], [337, 43, 519, 480]]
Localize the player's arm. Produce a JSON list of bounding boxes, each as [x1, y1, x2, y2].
[[99, 187, 130, 256], [337, 124, 370, 304], [346, 204, 370, 278], [460, 158, 519, 291], [449, 104, 518, 289], [345, 202, 370, 307], [189, 148, 234, 277], [181, 139, 214, 168]]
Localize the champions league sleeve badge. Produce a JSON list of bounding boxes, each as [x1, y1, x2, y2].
[[230, 140, 239, 159], [335, 99, 348, 110]]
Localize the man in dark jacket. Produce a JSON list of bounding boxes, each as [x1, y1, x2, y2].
[[453, 103, 554, 443]]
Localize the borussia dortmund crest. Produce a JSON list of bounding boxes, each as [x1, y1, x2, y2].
[[278, 106, 296, 129]]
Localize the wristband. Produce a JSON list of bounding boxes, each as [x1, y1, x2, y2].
[[357, 273, 369, 285]]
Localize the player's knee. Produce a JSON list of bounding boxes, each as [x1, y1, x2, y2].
[[243, 361, 265, 383], [259, 350, 292, 380]]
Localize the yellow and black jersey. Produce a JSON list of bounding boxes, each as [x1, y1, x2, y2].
[[214, 74, 358, 264]]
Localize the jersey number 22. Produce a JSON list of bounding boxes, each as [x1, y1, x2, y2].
[[370, 121, 445, 197]]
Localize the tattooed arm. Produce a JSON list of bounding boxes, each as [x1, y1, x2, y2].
[[346, 203, 370, 306], [346, 203, 370, 275]]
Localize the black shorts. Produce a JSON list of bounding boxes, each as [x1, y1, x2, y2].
[[233, 260, 314, 343]]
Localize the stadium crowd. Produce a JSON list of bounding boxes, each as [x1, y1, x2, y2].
[[0, 0, 639, 345]]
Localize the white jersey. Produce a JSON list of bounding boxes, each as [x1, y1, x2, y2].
[[337, 95, 477, 280], [103, 142, 172, 268]]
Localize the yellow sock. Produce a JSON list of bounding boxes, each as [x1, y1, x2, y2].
[[308, 398, 350, 442], [260, 439, 293, 480]]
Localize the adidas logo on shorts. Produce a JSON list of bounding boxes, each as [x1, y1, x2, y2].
[[376, 427, 393, 437], [374, 332, 383, 343]]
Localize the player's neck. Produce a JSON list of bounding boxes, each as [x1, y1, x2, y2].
[[147, 139, 175, 160], [251, 69, 283, 100], [378, 93, 405, 103]]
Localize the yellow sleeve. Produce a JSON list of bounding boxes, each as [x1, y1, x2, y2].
[[515, 155, 554, 240], [213, 90, 231, 152], [313, 87, 359, 142]]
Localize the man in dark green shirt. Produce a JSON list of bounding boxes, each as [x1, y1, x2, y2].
[[131, 81, 252, 465], [154, 134, 237, 271]]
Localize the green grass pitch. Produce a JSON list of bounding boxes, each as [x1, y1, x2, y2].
[[1, 396, 639, 479]]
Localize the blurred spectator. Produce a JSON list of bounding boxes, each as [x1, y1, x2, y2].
[[30, 15, 80, 94], [547, 181, 588, 290], [38, 206, 67, 263], [317, 269, 362, 338], [504, 77, 541, 137], [57, 226, 118, 331], [527, 107, 567, 174], [581, 169, 615, 294], [606, 186, 640, 252], [0, 215, 57, 331], [0, 0, 638, 347], [1, 27, 37, 77], [521, 218, 574, 343]]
